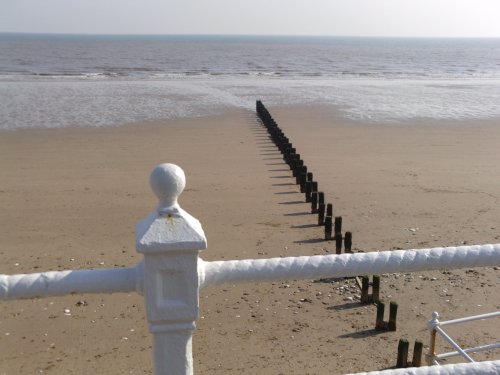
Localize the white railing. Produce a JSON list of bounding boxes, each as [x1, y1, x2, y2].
[[1, 163, 500, 375], [348, 360, 500, 375], [427, 311, 500, 366]]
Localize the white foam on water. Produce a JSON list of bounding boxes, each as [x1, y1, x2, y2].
[[1, 77, 500, 130]]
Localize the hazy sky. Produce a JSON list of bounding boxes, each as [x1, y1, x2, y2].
[[1, 0, 500, 37]]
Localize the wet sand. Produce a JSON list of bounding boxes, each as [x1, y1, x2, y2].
[[0, 105, 499, 374]]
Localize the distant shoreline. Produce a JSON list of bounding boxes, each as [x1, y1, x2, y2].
[[2, 32, 500, 40]]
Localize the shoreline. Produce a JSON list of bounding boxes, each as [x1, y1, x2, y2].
[[2, 99, 500, 133], [3, 76, 500, 130], [1, 106, 499, 373]]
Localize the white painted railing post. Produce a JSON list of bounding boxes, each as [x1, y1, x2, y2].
[[427, 311, 440, 365], [136, 163, 207, 375]]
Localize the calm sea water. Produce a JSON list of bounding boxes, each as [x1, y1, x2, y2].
[[1, 34, 499, 129]]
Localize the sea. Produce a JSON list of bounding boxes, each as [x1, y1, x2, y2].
[[1, 33, 500, 130]]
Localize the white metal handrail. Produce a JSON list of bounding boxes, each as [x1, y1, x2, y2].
[[0, 265, 142, 299], [199, 245, 500, 288], [2, 163, 500, 375], [349, 359, 500, 375], [427, 311, 500, 366]]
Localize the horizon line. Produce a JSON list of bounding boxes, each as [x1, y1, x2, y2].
[[1, 31, 500, 39]]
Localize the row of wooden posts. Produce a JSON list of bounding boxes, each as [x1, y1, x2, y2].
[[255, 100, 404, 343], [256, 100, 350, 250], [396, 338, 424, 368]]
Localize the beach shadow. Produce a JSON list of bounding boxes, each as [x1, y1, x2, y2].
[[293, 238, 325, 244], [272, 182, 294, 186], [270, 175, 291, 178], [266, 163, 286, 166], [327, 302, 366, 311], [314, 277, 345, 284], [274, 191, 297, 195], [261, 153, 281, 156], [279, 201, 303, 205], [284, 212, 310, 216], [291, 223, 318, 229], [337, 329, 384, 339]]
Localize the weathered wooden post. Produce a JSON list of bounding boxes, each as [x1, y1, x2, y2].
[[297, 166, 307, 185], [396, 339, 409, 368], [335, 233, 343, 254], [136, 163, 207, 375], [361, 275, 370, 302], [311, 191, 318, 213], [334, 216, 342, 236], [293, 159, 303, 177], [396, 338, 423, 368], [317, 192, 324, 215], [286, 152, 295, 168], [299, 172, 307, 193], [312, 181, 318, 195], [375, 301, 385, 330], [316, 190, 322, 203], [326, 203, 333, 217], [412, 340, 423, 367], [344, 231, 352, 253], [389, 301, 398, 331], [324, 216, 333, 240], [372, 275, 380, 303], [305, 181, 313, 202], [318, 203, 325, 225], [292, 154, 301, 171]]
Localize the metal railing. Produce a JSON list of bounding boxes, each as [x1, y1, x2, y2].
[[349, 360, 500, 375], [2, 163, 500, 375], [427, 311, 500, 366]]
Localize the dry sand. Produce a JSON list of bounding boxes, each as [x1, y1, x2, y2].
[[0, 105, 499, 374]]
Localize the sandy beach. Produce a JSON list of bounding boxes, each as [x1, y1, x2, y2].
[[0, 105, 499, 374]]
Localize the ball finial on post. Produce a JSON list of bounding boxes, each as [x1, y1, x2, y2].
[[150, 163, 186, 213], [428, 311, 440, 330]]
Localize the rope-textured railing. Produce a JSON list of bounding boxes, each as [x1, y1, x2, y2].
[[3, 245, 499, 299], [348, 360, 500, 375], [0, 264, 142, 299], [199, 244, 500, 288], [2, 163, 499, 375]]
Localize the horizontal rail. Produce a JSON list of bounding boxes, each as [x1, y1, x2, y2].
[[348, 360, 500, 375], [440, 311, 500, 327], [0, 263, 142, 300], [199, 244, 500, 288], [437, 342, 500, 360]]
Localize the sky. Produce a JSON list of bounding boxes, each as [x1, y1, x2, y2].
[[1, 0, 500, 37]]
